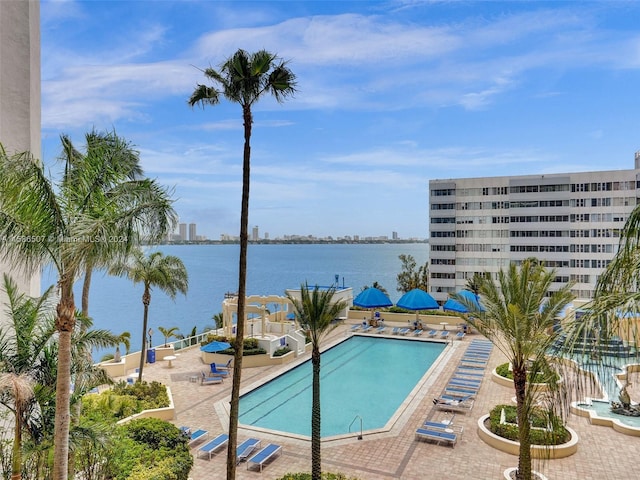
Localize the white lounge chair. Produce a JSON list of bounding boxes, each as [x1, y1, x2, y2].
[[246, 443, 282, 472], [197, 433, 229, 459]]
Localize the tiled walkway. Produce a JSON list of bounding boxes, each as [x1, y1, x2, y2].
[[130, 325, 639, 480]]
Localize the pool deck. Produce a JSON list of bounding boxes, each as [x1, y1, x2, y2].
[[127, 325, 639, 479]]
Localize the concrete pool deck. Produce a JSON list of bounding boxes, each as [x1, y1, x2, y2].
[[128, 325, 640, 479]]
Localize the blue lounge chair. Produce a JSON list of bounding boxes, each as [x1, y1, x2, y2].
[[392, 327, 400, 334], [423, 420, 453, 430], [413, 329, 423, 336], [427, 330, 437, 337], [440, 330, 450, 339], [210, 363, 230, 377], [415, 427, 458, 447], [197, 433, 229, 459], [433, 395, 475, 413], [236, 438, 261, 464], [188, 429, 208, 446], [213, 359, 232, 370], [350, 324, 361, 332], [399, 328, 410, 335], [376, 326, 386, 334], [246, 443, 282, 472], [455, 331, 465, 340], [201, 371, 224, 385], [361, 325, 373, 332]]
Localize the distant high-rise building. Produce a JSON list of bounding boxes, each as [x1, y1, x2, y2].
[[264, 232, 269, 240], [179, 223, 187, 241], [252, 225, 259, 241], [392, 231, 398, 240], [188, 223, 196, 241]]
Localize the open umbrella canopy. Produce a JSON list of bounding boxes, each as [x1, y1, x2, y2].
[[445, 290, 485, 313], [353, 287, 393, 308], [200, 340, 231, 353], [443, 298, 468, 313], [396, 288, 439, 311]]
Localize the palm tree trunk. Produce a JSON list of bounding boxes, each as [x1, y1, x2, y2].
[[139, 288, 151, 382], [11, 404, 22, 480], [81, 266, 92, 317], [311, 348, 322, 480], [226, 105, 252, 480], [53, 282, 75, 480], [514, 366, 532, 480]]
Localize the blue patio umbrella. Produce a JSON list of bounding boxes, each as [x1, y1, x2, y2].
[[396, 289, 439, 311], [353, 287, 393, 308], [443, 298, 469, 313], [200, 340, 231, 353]]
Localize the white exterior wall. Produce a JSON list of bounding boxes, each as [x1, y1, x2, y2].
[[0, 0, 41, 308], [429, 161, 640, 303]]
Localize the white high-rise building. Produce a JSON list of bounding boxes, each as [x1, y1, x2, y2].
[[0, 0, 42, 315], [179, 223, 187, 241], [429, 155, 640, 303], [188, 223, 196, 241]]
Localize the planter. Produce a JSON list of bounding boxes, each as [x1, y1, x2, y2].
[[503, 467, 548, 480], [492, 368, 563, 393], [477, 414, 578, 459]]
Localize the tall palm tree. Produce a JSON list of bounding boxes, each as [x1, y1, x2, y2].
[[455, 259, 574, 480], [109, 249, 188, 381], [0, 143, 174, 480], [287, 284, 347, 480], [59, 129, 175, 318], [188, 48, 296, 479]]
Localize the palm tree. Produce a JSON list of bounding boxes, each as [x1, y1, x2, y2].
[[286, 284, 348, 480], [158, 326, 179, 347], [455, 259, 574, 480], [0, 372, 35, 480], [0, 143, 174, 480], [0, 273, 119, 479], [188, 48, 296, 479], [109, 249, 188, 381], [59, 129, 176, 318]]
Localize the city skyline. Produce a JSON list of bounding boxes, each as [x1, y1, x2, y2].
[[39, 1, 640, 239]]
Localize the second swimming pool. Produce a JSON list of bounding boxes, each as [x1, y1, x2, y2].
[[239, 335, 447, 438]]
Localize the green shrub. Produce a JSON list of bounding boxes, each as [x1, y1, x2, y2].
[[110, 418, 193, 480], [82, 381, 170, 422], [273, 347, 292, 357], [495, 362, 559, 384], [276, 473, 361, 480], [488, 404, 570, 445]]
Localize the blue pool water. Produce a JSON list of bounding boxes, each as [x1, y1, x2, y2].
[[239, 336, 446, 437]]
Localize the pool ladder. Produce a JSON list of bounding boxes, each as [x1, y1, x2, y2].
[[349, 415, 363, 440]]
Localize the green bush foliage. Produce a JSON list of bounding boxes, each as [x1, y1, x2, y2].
[[488, 404, 570, 445], [273, 346, 292, 357], [276, 473, 360, 480], [110, 418, 193, 480], [495, 362, 560, 384], [82, 381, 170, 422]]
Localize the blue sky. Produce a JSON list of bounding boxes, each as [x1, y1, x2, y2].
[[40, 1, 640, 240]]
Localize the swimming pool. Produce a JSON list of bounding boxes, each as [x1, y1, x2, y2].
[[239, 335, 447, 438]]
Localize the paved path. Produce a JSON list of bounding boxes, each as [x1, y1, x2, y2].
[[130, 325, 639, 480]]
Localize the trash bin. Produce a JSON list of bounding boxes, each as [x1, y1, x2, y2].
[[146, 348, 156, 364]]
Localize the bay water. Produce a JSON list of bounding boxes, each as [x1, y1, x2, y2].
[[41, 243, 428, 360]]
